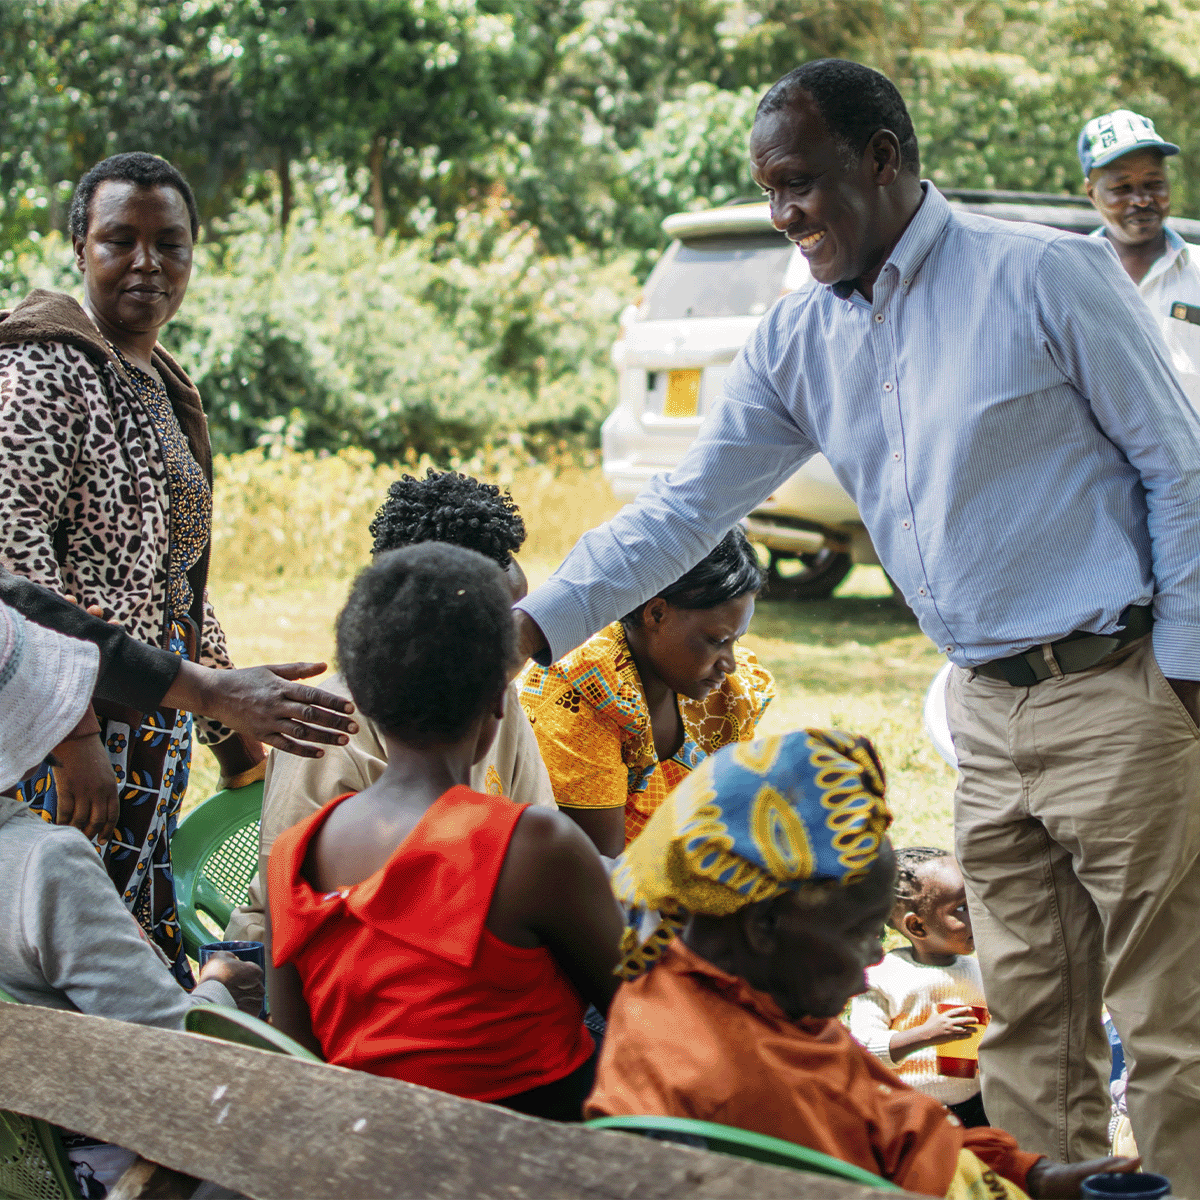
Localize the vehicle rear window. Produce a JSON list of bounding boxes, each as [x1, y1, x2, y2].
[[642, 233, 795, 320]]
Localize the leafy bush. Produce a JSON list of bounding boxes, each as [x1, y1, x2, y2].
[[2, 195, 638, 463]]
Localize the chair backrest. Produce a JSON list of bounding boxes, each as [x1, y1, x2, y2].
[[584, 1115, 901, 1190], [0, 989, 79, 1199], [171, 781, 264, 959], [183, 1005, 322, 1062]]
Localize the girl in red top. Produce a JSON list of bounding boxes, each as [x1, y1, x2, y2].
[[267, 542, 624, 1119]]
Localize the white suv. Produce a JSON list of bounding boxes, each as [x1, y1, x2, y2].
[[602, 191, 1200, 598]]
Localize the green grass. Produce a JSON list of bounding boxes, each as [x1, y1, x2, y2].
[[189, 557, 958, 854]]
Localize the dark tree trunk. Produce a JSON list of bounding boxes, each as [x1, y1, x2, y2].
[[278, 147, 293, 232], [369, 134, 386, 239]]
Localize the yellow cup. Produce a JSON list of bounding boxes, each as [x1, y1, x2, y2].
[[935, 1002, 989, 1078]]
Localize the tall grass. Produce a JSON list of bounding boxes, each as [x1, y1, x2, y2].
[[209, 444, 625, 586]]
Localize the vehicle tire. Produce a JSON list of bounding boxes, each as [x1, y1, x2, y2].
[[765, 547, 853, 600]]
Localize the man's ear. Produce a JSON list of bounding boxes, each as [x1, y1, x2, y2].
[[72, 235, 87, 274], [901, 909, 926, 941], [1084, 175, 1097, 203], [868, 129, 903, 187]]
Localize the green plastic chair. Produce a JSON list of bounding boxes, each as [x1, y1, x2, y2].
[[0, 987, 80, 1200], [183, 1005, 322, 1062], [172, 781, 264, 960], [585, 1115, 901, 1190]]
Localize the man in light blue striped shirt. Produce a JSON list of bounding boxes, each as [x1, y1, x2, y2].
[[516, 60, 1200, 1182]]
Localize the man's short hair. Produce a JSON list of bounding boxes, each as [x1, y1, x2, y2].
[[756, 59, 920, 178], [336, 542, 515, 743], [68, 152, 200, 242]]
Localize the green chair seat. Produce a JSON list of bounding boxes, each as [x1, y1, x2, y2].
[[172, 781, 264, 960], [183, 1005, 322, 1061], [0, 988, 79, 1199], [585, 1114, 901, 1190]]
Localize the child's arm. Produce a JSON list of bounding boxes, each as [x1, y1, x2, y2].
[[264, 907, 325, 1059], [848, 987, 902, 1063], [494, 807, 625, 1013], [888, 1006, 979, 1060]]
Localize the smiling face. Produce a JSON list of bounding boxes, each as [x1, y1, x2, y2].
[[754, 840, 896, 1019], [750, 93, 899, 289], [631, 593, 756, 701], [73, 180, 193, 350], [1086, 148, 1170, 250]]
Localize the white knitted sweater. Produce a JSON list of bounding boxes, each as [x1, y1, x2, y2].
[[847, 946, 985, 1106]]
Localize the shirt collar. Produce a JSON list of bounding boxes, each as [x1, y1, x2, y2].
[[1089, 223, 1188, 284], [830, 182, 950, 301]]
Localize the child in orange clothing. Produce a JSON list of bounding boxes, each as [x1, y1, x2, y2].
[[849, 846, 988, 1126], [267, 543, 624, 1119]]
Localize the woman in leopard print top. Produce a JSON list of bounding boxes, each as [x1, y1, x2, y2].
[[0, 153, 264, 983]]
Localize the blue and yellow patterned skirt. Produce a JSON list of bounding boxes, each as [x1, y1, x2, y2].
[[17, 623, 195, 987]]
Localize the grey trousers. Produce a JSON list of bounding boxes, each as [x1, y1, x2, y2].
[[946, 636, 1200, 1192]]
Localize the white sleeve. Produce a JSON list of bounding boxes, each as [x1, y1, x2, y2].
[[848, 981, 899, 1063]]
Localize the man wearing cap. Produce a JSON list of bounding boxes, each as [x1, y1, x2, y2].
[[513, 58, 1200, 1185], [1080, 109, 1200, 402]]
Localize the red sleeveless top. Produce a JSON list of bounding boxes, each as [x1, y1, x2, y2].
[[269, 787, 593, 1101]]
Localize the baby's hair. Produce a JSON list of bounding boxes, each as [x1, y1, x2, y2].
[[889, 845, 953, 928], [336, 542, 514, 743], [369, 469, 526, 569]]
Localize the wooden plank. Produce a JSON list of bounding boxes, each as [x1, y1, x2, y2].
[[0, 1005, 919, 1200]]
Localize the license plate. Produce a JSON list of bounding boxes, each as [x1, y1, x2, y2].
[[663, 369, 702, 418]]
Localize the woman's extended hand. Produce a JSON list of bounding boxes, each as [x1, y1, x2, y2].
[[1025, 1156, 1140, 1198], [164, 660, 357, 758]]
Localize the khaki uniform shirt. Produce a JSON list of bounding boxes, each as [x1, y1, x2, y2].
[[225, 677, 556, 942]]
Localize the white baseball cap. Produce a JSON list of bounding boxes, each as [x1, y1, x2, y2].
[[0, 601, 100, 793], [1078, 109, 1179, 176]]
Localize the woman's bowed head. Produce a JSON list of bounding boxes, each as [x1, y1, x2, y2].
[[70, 152, 198, 372]]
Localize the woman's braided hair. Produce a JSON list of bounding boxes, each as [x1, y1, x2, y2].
[[368, 469, 526, 568], [890, 845, 952, 925]]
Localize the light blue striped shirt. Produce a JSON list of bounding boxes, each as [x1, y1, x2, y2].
[[519, 184, 1200, 677]]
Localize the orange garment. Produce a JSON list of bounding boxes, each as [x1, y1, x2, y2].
[[270, 787, 593, 1102], [585, 939, 1042, 1196], [519, 622, 774, 844]]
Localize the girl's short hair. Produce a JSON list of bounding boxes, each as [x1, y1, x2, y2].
[[337, 543, 514, 743]]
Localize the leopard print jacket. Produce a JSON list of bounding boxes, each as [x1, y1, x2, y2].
[[0, 290, 234, 744]]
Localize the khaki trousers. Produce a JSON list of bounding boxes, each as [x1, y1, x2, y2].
[[946, 636, 1200, 1191]]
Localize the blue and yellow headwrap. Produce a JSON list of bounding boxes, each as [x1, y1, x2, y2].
[[611, 728, 892, 980]]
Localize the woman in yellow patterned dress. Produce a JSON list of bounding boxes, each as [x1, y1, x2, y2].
[[520, 529, 774, 857]]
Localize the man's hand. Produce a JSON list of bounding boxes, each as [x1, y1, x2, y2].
[[197, 951, 265, 1016], [1166, 677, 1200, 727], [50, 711, 119, 844], [512, 609, 548, 677], [1025, 1156, 1140, 1198], [164, 661, 357, 758]]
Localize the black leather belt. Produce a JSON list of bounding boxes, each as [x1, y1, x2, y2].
[[973, 604, 1153, 686]]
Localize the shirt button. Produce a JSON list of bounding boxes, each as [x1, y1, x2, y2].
[[918, 587, 927, 596], [892, 452, 901, 460], [901, 519, 911, 529], [874, 312, 885, 323], [883, 382, 893, 392], [945, 645, 954, 654], [902, 278, 911, 287]]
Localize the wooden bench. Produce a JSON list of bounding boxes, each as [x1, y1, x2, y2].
[[0, 1004, 922, 1199]]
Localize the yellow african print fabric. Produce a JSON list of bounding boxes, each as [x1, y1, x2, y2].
[[946, 1150, 1029, 1199], [519, 621, 775, 846], [610, 727, 892, 979]]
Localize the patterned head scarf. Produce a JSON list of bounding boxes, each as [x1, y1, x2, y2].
[[611, 728, 892, 980]]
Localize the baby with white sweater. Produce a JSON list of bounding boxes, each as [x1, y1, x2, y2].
[[848, 846, 989, 1127]]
